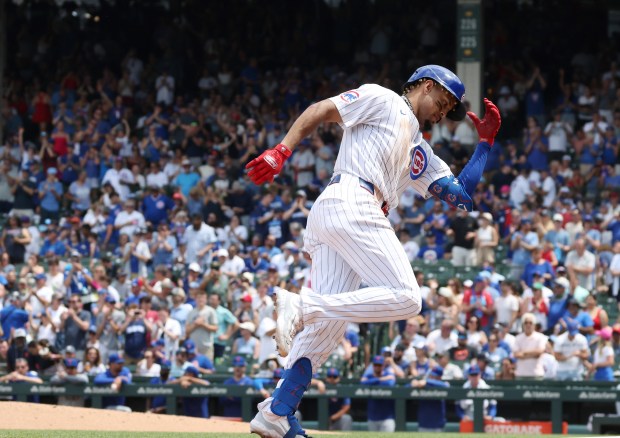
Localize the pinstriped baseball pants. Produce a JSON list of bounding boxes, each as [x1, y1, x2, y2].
[[286, 174, 422, 371]]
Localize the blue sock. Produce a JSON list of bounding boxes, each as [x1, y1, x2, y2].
[[271, 358, 312, 416]]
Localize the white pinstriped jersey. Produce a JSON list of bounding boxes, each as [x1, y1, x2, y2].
[[329, 84, 452, 209]]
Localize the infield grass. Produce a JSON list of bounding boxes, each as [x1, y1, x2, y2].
[[0, 432, 588, 438]]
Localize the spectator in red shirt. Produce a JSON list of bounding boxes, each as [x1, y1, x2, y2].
[[461, 275, 495, 330]]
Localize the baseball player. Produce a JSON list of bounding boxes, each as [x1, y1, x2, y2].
[[246, 65, 501, 437]]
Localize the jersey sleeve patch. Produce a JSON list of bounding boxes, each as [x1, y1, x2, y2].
[[339, 90, 360, 104], [409, 146, 428, 180]]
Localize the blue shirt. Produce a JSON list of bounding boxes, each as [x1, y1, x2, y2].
[[548, 297, 569, 331], [93, 368, 132, 407], [220, 375, 254, 417], [38, 180, 63, 212], [417, 379, 450, 429], [149, 376, 169, 409], [361, 368, 396, 421], [182, 394, 209, 418], [39, 239, 66, 257], [188, 354, 214, 372], [124, 320, 148, 359], [521, 261, 554, 288], [143, 195, 174, 225], [511, 231, 539, 266], [174, 172, 201, 197], [328, 396, 351, 416], [0, 305, 29, 340]]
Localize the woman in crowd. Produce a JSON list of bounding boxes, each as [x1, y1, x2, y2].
[[77, 347, 106, 376], [589, 327, 615, 381]]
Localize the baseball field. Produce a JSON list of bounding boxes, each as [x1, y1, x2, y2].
[[0, 402, 588, 437]]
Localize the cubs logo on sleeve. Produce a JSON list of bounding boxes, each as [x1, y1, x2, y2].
[[409, 146, 428, 181], [340, 90, 360, 104]]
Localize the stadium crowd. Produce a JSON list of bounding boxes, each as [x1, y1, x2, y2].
[[0, 0, 619, 428]]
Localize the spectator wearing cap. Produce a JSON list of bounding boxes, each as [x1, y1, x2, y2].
[[147, 359, 172, 414], [461, 275, 494, 330], [86, 324, 100, 351], [410, 365, 450, 432], [93, 353, 133, 410], [170, 287, 192, 337], [513, 313, 548, 378], [173, 159, 200, 198], [447, 209, 477, 267], [50, 357, 89, 406], [232, 321, 259, 361], [38, 167, 63, 221], [564, 298, 594, 336], [510, 219, 539, 279], [283, 189, 311, 229], [521, 247, 555, 289], [418, 230, 445, 262], [475, 353, 496, 381], [545, 214, 571, 265], [202, 261, 229, 301], [390, 344, 411, 377], [457, 364, 497, 421], [265, 207, 290, 248], [208, 293, 239, 360], [6, 327, 28, 372], [361, 354, 396, 432], [181, 213, 217, 267], [589, 327, 615, 381], [114, 200, 146, 237], [125, 278, 148, 307], [565, 237, 596, 291], [321, 367, 352, 431], [29, 273, 53, 319], [554, 319, 589, 381], [60, 294, 91, 359], [186, 290, 218, 360], [119, 303, 153, 365], [95, 294, 125, 363], [220, 355, 254, 417], [449, 331, 478, 362], [183, 339, 215, 375], [169, 365, 211, 418], [380, 346, 406, 378], [39, 227, 66, 257], [1, 292, 29, 341], [219, 244, 246, 278]]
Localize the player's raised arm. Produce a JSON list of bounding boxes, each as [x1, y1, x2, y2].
[[427, 98, 501, 211], [244, 99, 341, 185]]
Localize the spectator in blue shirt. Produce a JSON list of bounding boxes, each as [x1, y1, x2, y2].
[[361, 355, 396, 432], [39, 228, 66, 257], [410, 366, 450, 432], [174, 160, 200, 197], [93, 353, 132, 408], [148, 360, 172, 413], [120, 303, 153, 363], [564, 299, 594, 336], [37, 167, 63, 221], [184, 339, 215, 374], [0, 293, 29, 341], [220, 356, 254, 417], [418, 231, 445, 262], [324, 367, 352, 431], [169, 365, 211, 418], [142, 185, 174, 226]]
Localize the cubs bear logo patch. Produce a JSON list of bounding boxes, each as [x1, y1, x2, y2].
[[340, 90, 359, 103], [409, 146, 428, 181]]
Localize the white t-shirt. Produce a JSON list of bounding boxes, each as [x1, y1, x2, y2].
[[182, 223, 217, 266], [541, 176, 557, 208], [161, 317, 182, 360], [425, 329, 458, 355], [402, 240, 420, 262], [554, 332, 588, 373], [513, 331, 547, 377], [610, 253, 620, 297], [137, 361, 161, 377], [593, 345, 614, 367], [256, 316, 277, 365], [221, 255, 247, 276], [114, 210, 146, 236], [31, 286, 54, 317], [494, 294, 519, 329], [146, 172, 169, 188], [544, 121, 572, 152]]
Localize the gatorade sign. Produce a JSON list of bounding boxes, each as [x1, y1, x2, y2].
[[461, 420, 568, 434]]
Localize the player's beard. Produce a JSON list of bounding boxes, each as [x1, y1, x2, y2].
[[423, 120, 432, 131]]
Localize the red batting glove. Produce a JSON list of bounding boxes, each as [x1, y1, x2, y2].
[[467, 98, 501, 146], [245, 143, 292, 185]]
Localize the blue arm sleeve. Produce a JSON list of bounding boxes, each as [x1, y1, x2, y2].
[[488, 402, 497, 418], [428, 142, 491, 212]]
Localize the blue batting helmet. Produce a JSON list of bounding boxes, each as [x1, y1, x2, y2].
[[404, 65, 466, 121]]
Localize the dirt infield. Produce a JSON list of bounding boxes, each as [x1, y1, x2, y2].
[[0, 402, 250, 433]]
